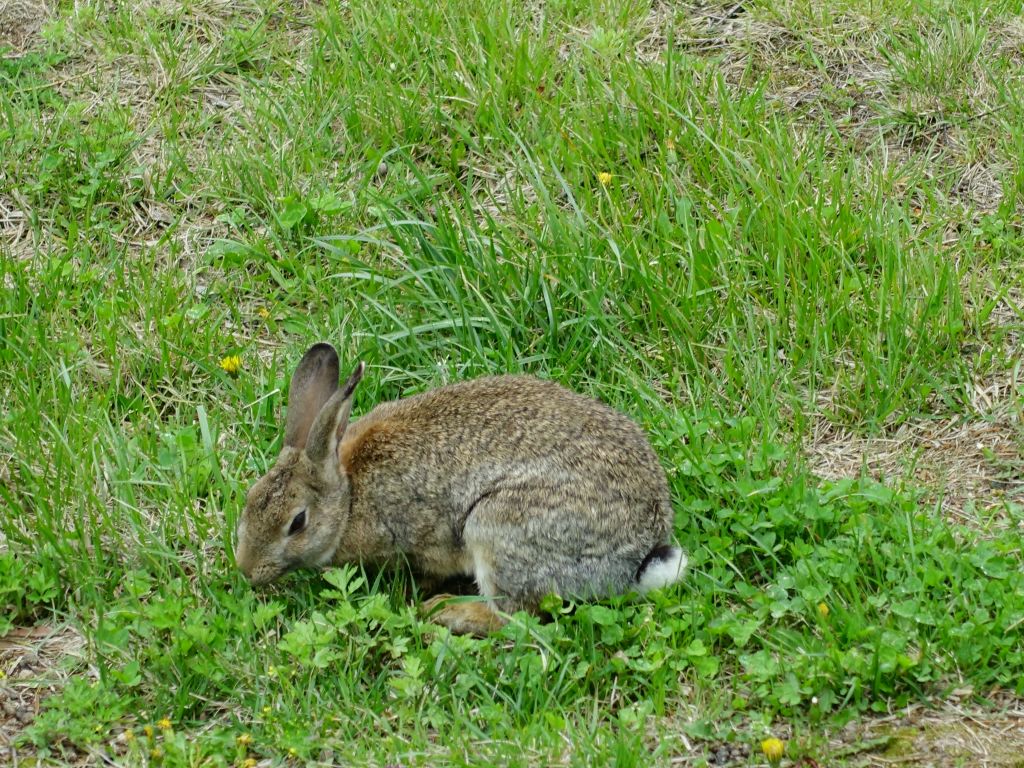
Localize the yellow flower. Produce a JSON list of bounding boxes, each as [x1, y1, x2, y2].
[[157, 718, 172, 730], [219, 355, 243, 376], [143, 725, 155, 739], [262, 705, 272, 716], [597, 172, 613, 185], [761, 737, 785, 763], [288, 747, 298, 757], [122, 729, 135, 743], [665, 137, 676, 150], [237, 733, 253, 746], [267, 665, 277, 677], [242, 759, 258, 768], [150, 747, 164, 760], [257, 307, 271, 319], [818, 602, 829, 618]]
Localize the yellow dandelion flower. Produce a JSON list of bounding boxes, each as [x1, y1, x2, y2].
[[157, 718, 172, 730], [597, 172, 613, 186], [262, 705, 272, 716], [818, 602, 830, 618], [761, 737, 785, 763], [288, 747, 298, 757], [237, 733, 253, 746], [267, 665, 277, 677], [257, 307, 271, 319], [219, 355, 243, 376], [242, 759, 258, 768], [150, 747, 164, 760], [143, 725, 155, 739]]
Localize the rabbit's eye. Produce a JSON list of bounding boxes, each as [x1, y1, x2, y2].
[[288, 509, 307, 536]]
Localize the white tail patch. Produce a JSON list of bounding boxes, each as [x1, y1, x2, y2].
[[637, 547, 687, 593]]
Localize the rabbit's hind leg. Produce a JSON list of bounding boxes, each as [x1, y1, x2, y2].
[[462, 489, 643, 606], [417, 534, 536, 637], [419, 593, 506, 637], [415, 527, 511, 636]]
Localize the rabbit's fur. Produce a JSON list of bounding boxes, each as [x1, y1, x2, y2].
[[235, 343, 686, 635]]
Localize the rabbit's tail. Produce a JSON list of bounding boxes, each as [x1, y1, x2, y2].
[[635, 544, 687, 593]]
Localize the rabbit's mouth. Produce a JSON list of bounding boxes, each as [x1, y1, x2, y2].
[[235, 541, 289, 586], [313, 547, 339, 567], [244, 561, 289, 587]]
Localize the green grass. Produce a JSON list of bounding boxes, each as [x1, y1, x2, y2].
[[1, 0, 1023, 765]]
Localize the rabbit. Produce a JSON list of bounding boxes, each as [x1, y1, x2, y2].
[[235, 342, 686, 636]]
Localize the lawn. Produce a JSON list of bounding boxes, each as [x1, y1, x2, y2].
[[1, 0, 1023, 765]]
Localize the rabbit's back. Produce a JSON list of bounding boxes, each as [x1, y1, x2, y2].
[[339, 375, 672, 583], [349, 375, 666, 488]]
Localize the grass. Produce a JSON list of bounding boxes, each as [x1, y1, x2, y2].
[[1, 0, 1023, 765]]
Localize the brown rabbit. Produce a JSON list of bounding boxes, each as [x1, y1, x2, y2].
[[235, 343, 685, 635]]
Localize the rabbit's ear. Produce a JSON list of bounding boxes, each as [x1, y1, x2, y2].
[[305, 361, 365, 477], [284, 343, 340, 449]]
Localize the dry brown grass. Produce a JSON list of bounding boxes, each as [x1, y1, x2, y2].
[[808, 411, 1022, 525], [663, 695, 1024, 766], [837, 695, 1024, 767], [0, 0, 49, 55], [0, 624, 87, 759], [0, 192, 34, 271]]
